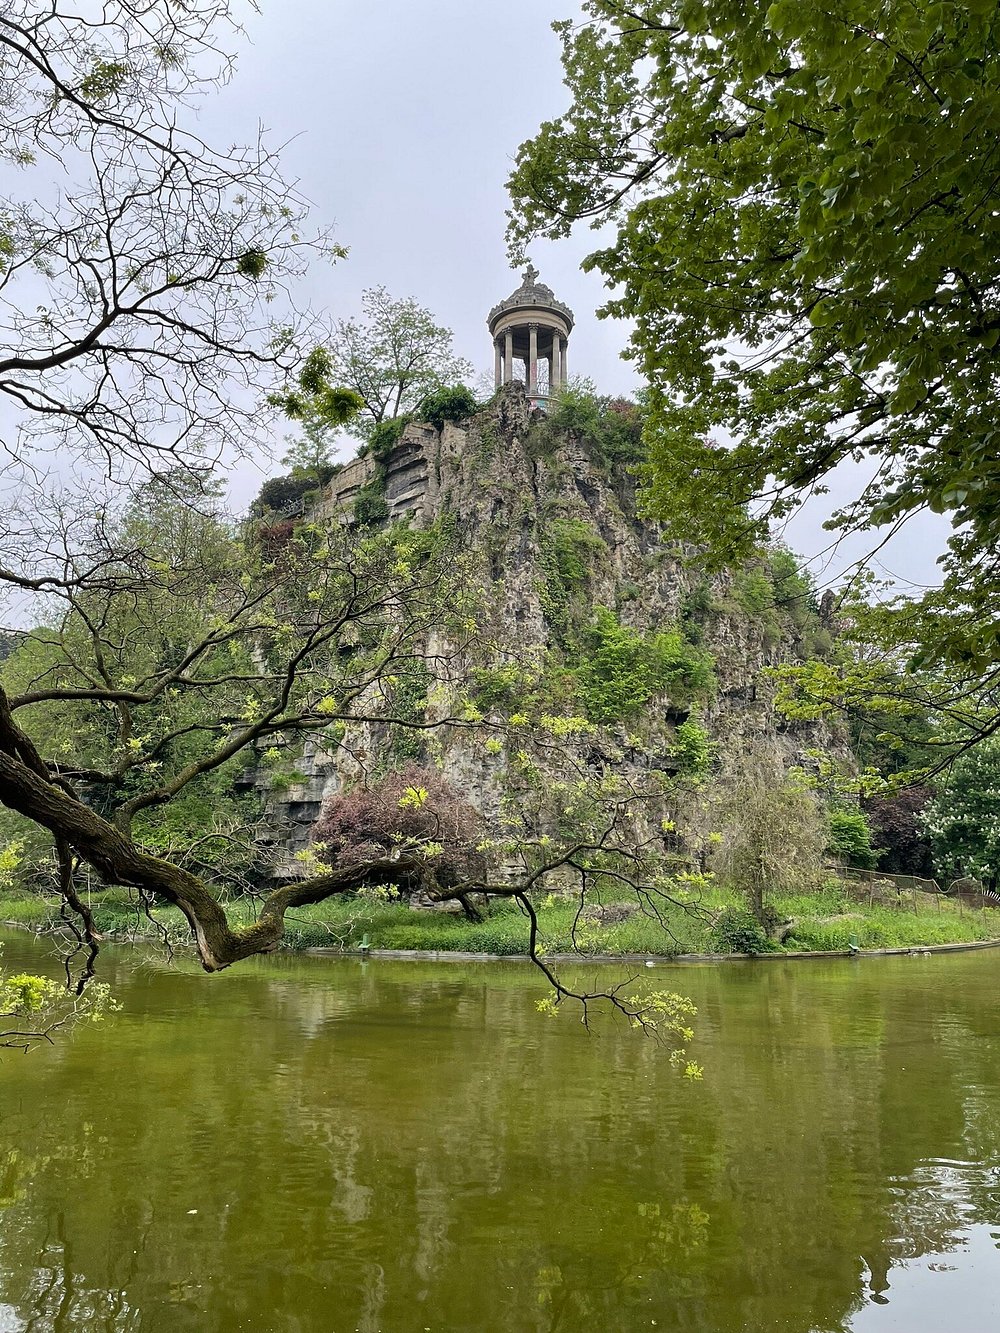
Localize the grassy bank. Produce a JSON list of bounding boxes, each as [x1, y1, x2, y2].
[[3, 881, 1000, 958]]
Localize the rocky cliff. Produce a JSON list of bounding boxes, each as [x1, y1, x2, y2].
[[251, 385, 845, 873]]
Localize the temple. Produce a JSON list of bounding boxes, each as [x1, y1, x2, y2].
[[487, 264, 574, 408]]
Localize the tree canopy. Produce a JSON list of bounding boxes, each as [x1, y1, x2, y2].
[[508, 0, 1000, 681], [921, 737, 1000, 890], [327, 287, 474, 441], [0, 1, 338, 477]]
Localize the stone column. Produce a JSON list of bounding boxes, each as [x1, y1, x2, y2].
[[528, 323, 538, 395], [560, 336, 568, 387], [504, 328, 513, 383], [494, 338, 502, 389]]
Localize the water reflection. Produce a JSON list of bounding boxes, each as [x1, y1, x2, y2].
[[1, 936, 1000, 1331]]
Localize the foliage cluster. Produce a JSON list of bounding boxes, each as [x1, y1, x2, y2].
[[672, 715, 714, 781], [416, 385, 479, 431], [921, 739, 1000, 890], [729, 548, 831, 659], [538, 517, 609, 640], [709, 907, 771, 956], [863, 787, 934, 878], [826, 806, 878, 870], [0, 947, 116, 1053], [353, 476, 390, 528], [253, 465, 342, 517], [366, 416, 411, 459], [547, 382, 644, 471], [573, 608, 715, 725], [313, 764, 487, 894]]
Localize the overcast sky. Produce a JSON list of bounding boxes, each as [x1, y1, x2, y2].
[[207, 1, 629, 439], [204, 1, 949, 593]]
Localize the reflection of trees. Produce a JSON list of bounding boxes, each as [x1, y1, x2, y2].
[[1, 943, 1000, 1330]]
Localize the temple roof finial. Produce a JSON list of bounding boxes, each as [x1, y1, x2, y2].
[[522, 262, 539, 286]]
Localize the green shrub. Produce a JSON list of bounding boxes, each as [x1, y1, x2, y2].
[[253, 465, 340, 515], [710, 907, 771, 954], [470, 663, 526, 712], [369, 416, 410, 459], [353, 479, 389, 527], [549, 518, 605, 589], [537, 517, 608, 641], [673, 715, 713, 780], [734, 569, 774, 615], [417, 385, 478, 430], [574, 607, 715, 723], [827, 806, 878, 869], [548, 383, 644, 469], [768, 547, 816, 618], [680, 580, 715, 643]]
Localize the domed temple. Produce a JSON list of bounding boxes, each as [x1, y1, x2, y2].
[[487, 265, 574, 408]]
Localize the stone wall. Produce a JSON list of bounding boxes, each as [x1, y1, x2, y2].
[[313, 424, 437, 526]]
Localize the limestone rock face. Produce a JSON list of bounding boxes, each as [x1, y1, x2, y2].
[[257, 384, 847, 870]]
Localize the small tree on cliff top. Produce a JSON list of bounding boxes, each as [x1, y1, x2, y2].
[[328, 288, 474, 441]]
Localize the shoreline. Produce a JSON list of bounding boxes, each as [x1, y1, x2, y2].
[[305, 937, 1000, 964], [6, 918, 1000, 967]]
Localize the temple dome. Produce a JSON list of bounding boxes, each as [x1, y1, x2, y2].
[[487, 264, 574, 336]]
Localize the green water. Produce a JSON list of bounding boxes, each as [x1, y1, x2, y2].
[[2, 932, 1000, 1332]]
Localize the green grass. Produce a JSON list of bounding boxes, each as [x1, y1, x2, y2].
[[777, 901, 1000, 951], [3, 881, 1000, 958]]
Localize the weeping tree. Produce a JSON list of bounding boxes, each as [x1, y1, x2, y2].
[[715, 754, 825, 924]]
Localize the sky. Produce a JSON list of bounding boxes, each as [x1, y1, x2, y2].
[[201, 0, 949, 594], [205, 0, 635, 471]]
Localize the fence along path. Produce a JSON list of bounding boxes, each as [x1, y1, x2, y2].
[[825, 865, 1000, 911]]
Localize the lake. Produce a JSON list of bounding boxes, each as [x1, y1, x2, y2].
[[1, 929, 999, 1332]]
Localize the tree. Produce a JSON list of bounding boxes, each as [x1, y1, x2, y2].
[[328, 287, 474, 440], [508, 1, 1000, 680], [863, 787, 934, 877], [921, 739, 1000, 890], [826, 806, 878, 870], [314, 764, 488, 918], [715, 756, 825, 922]]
